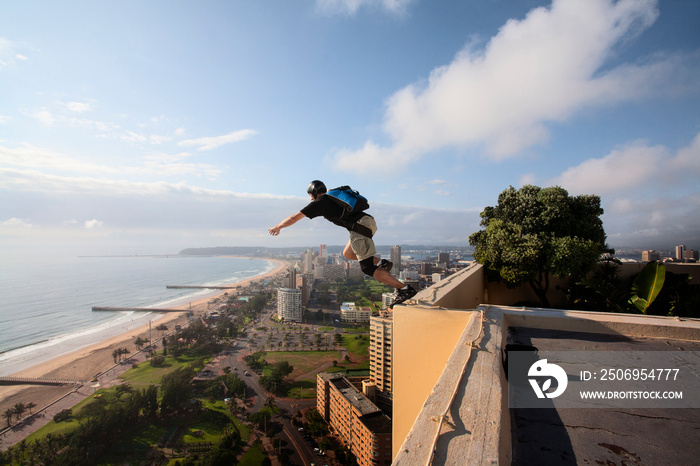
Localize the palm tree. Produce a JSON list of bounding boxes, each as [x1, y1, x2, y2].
[[13, 402, 26, 421], [135, 337, 147, 351], [3, 408, 13, 427], [25, 402, 37, 414]]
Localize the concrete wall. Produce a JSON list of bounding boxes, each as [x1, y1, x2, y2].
[[392, 305, 472, 455], [416, 263, 484, 310]]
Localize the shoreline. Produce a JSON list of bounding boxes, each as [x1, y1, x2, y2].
[[0, 256, 288, 413]]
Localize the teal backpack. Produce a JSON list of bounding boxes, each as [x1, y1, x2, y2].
[[325, 186, 369, 217]]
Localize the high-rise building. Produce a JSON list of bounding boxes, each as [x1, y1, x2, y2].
[[390, 245, 402, 277], [296, 274, 309, 307], [277, 288, 302, 322], [437, 252, 450, 265], [319, 243, 328, 260], [676, 245, 686, 261], [642, 250, 660, 262], [370, 312, 394, 414], [303, 248, 314, 274], [382, 293, 394, 310], [286, 266, 297, 289], [683, 249, 699, 262]]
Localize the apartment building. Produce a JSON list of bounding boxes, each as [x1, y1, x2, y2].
[[276, 287, 302, 322], [369, 312, 393, 414], [390, 245, 401, 277], [341, 302, 371, 322], [316, 373, 392, 466]]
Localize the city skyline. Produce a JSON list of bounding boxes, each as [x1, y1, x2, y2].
[[1, 0, 699, 256]]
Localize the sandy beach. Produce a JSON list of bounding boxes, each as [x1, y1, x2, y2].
[[0, 257, 288, 418]]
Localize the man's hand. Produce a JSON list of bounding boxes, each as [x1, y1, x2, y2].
[[268, 211, 305, 237]]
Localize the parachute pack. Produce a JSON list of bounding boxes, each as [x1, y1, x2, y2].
[[325, 186, 369, 217]]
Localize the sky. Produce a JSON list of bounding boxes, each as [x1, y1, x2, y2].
[[1, 0, 699, 256]]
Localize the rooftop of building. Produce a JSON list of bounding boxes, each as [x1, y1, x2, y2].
[[359, 411, 392, 435], [329, 376, 381, 416], [391, 263, 700, 465]]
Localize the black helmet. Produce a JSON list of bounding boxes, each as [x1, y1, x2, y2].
[[307, 180, 327, 197]]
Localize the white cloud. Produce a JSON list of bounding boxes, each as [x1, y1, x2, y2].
[[519, 173, 537, 186], [178, 129, 258, 151], [84, 219, 104, 229], [550, 142, 667, 195], [0, 143, 113, 173], [0, 167, 479, 248], [32, 108, 56, 126], [316, 0, 413, 16], [548, 133, 700, 247], [0, 37, 30, 68], [149, 134, 171, 145], [332, 0, 675, 173], [2, 217, 32, 227], [0, 143, 224, 179], [549, 132, 700, 196], [60, 101, 93, 113]]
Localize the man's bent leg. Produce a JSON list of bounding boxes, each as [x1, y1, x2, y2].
[[360, 257, 378, 277], [343, 241, 357, 261], [373, 267, 404, 290]]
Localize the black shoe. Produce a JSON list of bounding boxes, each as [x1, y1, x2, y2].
[[377, 259, 393, 272], [389, 285, 417, 309]]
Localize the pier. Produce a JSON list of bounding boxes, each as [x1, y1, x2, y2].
[[166, 285, 238, 290], [92, 307, 187, 313], [0, 376, 84, 386]]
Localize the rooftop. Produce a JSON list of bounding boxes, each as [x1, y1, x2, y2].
[[359, 411, 392, 435], [329, 376, 380, 416], [391, 263, 700, 465]]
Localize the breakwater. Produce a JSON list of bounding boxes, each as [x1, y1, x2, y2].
[[166, 285, 238, 289], [0, 376, 83, 386], [92, 307, 187, 313]]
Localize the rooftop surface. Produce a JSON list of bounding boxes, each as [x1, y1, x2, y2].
[[393, 304, 700, 465], [330, 377, 380, 416], [508, 327, 700, 465]]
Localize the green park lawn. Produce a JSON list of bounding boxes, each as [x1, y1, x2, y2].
[[120, 354, 209, 387], [238, 444, 267, 466], [262, 350, 340, 380]]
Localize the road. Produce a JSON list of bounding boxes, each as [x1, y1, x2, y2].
[[222, 342, 320, 466]]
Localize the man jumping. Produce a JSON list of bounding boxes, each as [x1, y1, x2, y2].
[[268, 180, 417, 309]]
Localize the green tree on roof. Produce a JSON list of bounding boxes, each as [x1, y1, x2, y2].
[[469, 185, 608, 307]]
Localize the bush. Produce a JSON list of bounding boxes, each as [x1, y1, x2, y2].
[[150, 355, 166, 367], [53, 408, 73, 423]]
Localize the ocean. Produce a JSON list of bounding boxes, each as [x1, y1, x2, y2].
[[0, 254, 275, 377]]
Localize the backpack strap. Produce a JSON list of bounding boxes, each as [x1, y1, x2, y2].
[[349, 220, 373, 238], [329, 215, 374, 238]]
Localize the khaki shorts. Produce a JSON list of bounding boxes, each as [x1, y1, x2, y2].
[[349, 215, 377, 262]]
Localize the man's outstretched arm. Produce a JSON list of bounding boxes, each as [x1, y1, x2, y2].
[[268, 211, 305, 236]]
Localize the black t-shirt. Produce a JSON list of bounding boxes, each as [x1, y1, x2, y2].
[[300, 195, 366, 230]]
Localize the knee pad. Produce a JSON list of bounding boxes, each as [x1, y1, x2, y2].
[[360, 257, 378, 277]]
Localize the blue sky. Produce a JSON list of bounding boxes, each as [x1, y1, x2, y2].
[[1, 0, 699, 255]]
